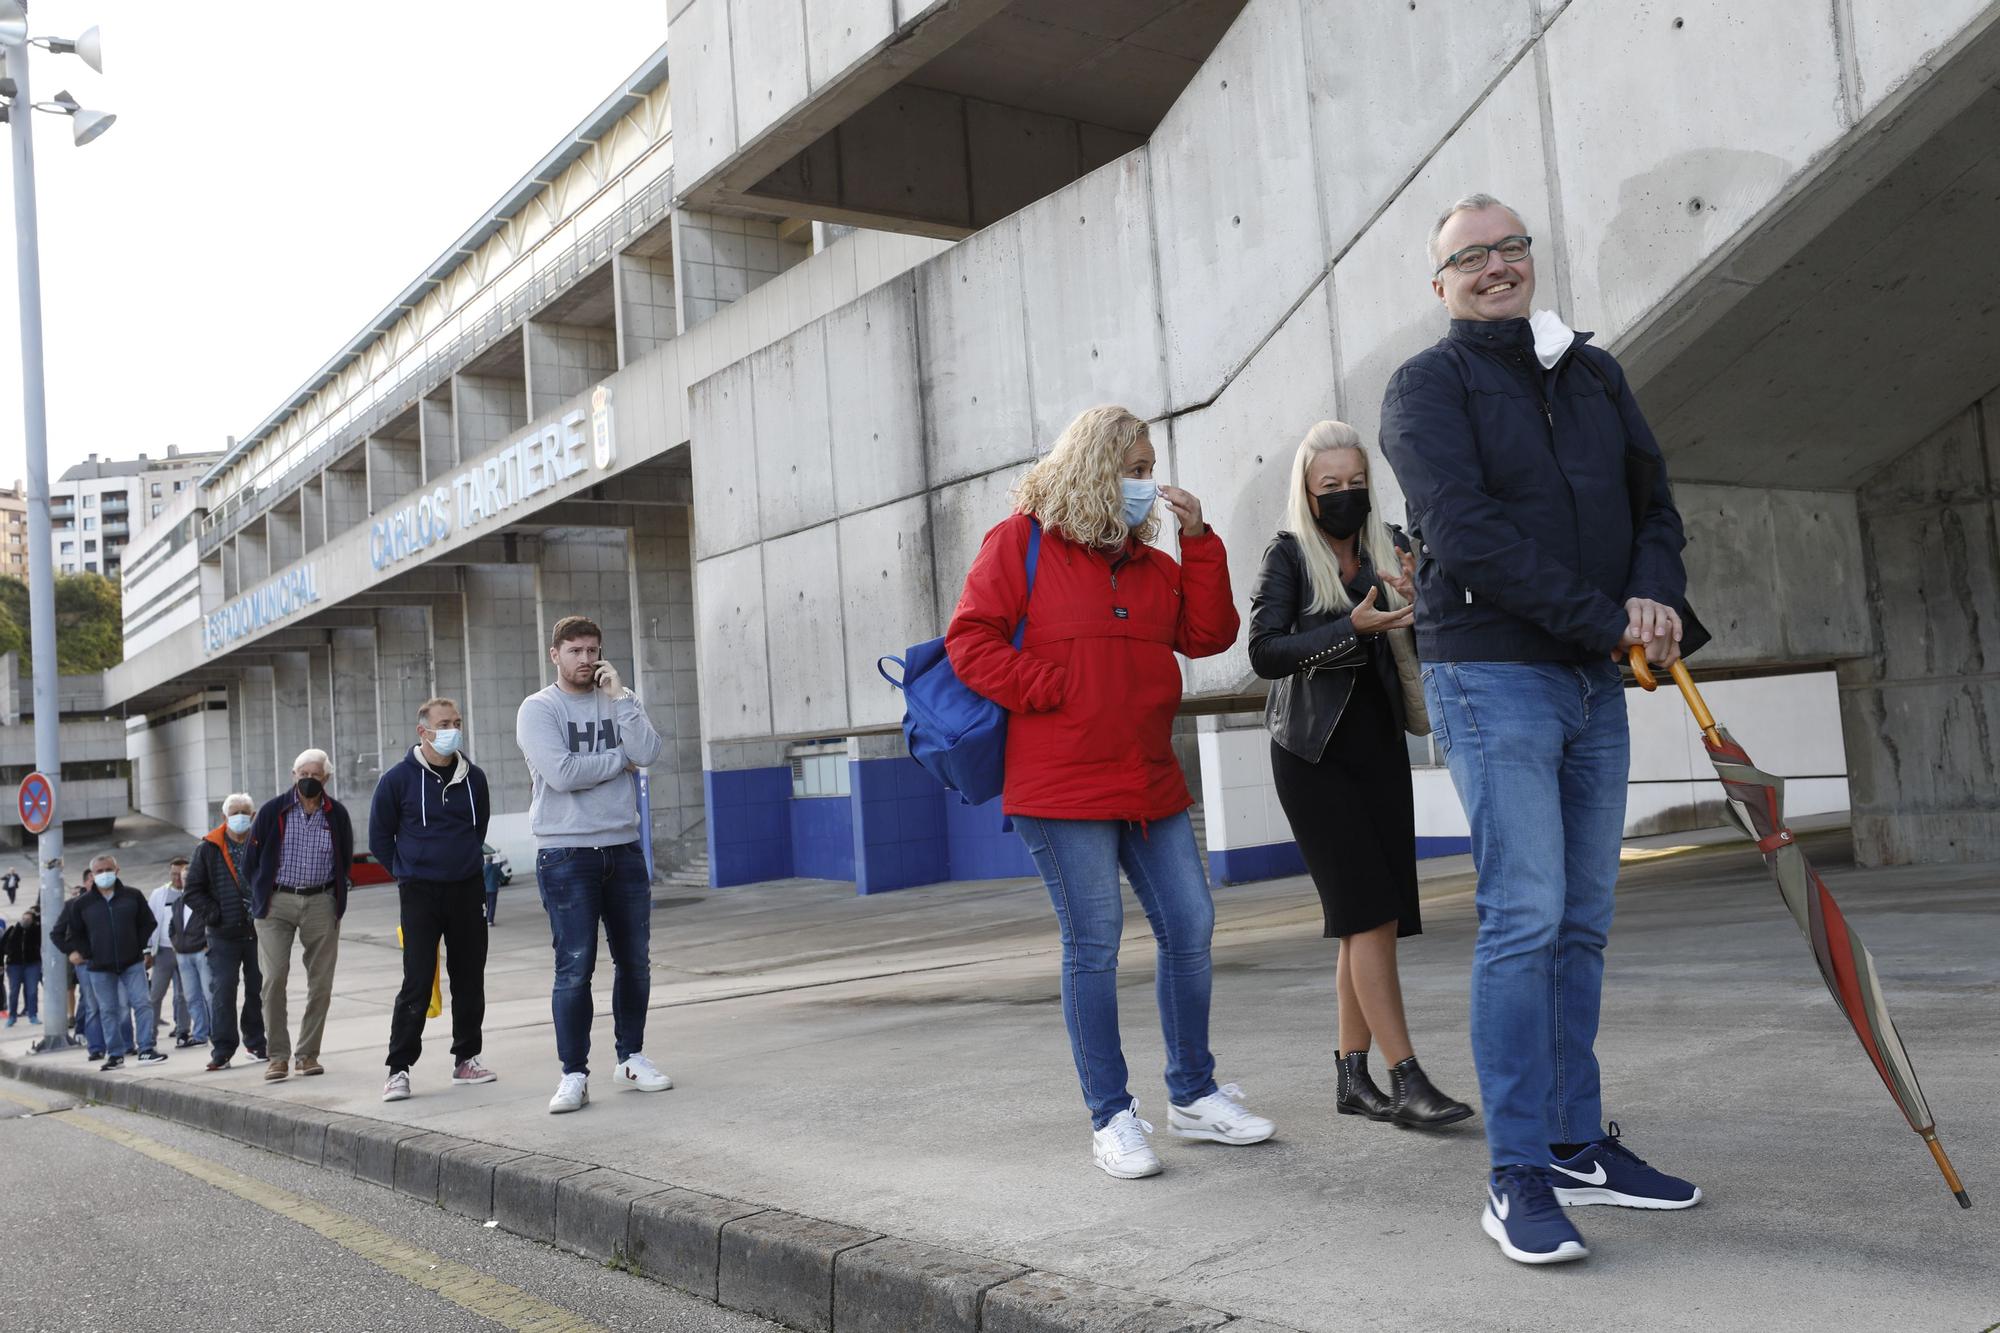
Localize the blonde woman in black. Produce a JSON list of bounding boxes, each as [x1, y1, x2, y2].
[[1249, 421, 1472, 1131]]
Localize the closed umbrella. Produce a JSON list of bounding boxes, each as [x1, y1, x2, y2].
[[1629, 647, 1970, 1208]]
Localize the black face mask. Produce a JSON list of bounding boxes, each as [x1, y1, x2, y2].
[[1313, 489, 1371, 540], [296, 777, 325, 800]]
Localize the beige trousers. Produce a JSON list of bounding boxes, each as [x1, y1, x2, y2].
[[259, 890, 340, 1061]]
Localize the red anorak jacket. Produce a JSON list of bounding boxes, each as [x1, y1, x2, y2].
[[945, 513, 1239, 821]]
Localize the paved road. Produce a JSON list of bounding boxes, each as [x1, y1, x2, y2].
[[11, 822, 1997, 1333], [0, 1074, 779, 1333]]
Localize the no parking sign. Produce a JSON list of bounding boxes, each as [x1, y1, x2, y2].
[[18, 772, 54, 836]]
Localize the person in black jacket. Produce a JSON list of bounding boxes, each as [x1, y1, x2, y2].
[[248, 749, 354, 1082], [1380, 193, 1699, 1266], [369, 697, 496, 1101], [50, 855, 166, 1070], [183, 793, 267, 1071], [1251, 421, 1472, 1135], [3, 905, 41, 1025]]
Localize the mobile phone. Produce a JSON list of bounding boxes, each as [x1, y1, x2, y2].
[[1388, 524, 1413, 555]]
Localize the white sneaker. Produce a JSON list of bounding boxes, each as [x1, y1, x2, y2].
[[382, 1069, 412, 1102], [548, 1072, 589, 1114], [614, 1053, 672, 1092], [1169, 1083, 1276, 1145], [1091, 1104, 1163, 1179]]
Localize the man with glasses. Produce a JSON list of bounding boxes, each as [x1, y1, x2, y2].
[[1380, 194, 1700, 1265]]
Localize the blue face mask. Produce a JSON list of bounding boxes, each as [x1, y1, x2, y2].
[[94, 872, 117, 889], [428, 728, 462, 758], [1119, 477, 1159, 528], [226, 813, 253, 836]]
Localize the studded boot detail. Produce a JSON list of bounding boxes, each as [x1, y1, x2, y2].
[[1335, 1051, 1394, 1121]]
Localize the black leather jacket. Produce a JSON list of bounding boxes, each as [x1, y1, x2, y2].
[[1249, 533, 1406, 761]]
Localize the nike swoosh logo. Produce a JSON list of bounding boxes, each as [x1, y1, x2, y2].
[[1550, 1161, 1609, 1186], [1489, 1189, 1510, 1221]]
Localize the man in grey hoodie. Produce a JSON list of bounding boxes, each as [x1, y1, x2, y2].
[[516, 614, 668, 1114]]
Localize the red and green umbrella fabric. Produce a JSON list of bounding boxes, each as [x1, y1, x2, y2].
[[1629, 648, 1970, 1209]]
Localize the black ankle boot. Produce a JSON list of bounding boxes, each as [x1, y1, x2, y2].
[[1389, 1056, 1475, 1129], [1335, 1051, 1393, 1121]]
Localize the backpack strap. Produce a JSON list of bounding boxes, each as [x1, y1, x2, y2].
[[1011, 519, 1042, 651]]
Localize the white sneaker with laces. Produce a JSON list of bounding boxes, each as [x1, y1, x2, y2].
[[1091, 1104, 1163, 1179], [1168, 1083, 1276, 1145], [548, 1072, 589, 1114], [615, 1053, 672, 1092], [382, 1069, 412, 1102]]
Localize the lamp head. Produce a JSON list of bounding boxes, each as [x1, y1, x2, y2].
[[72, 104, 113, 145], [74, 25, 102, 73]]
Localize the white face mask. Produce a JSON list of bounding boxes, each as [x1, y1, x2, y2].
[[1119, 477, 1159, 528], [93, 871, 117, 889], [427, 728, 462, 758], [226, 813, 253, 835]]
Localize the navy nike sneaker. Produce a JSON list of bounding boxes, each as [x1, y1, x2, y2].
[[1549, 1122, 1702, 1209], [1482, 1164, 1588, 1264]]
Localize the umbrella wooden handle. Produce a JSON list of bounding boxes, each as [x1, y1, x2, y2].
[[1627, 646, 1722, 746], [1923, 1130, 1973, 1208]]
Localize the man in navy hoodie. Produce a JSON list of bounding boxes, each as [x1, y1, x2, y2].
[[370, 697, 495, 1101]]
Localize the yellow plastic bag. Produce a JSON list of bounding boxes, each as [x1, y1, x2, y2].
[[394, 926, 444, 1018]]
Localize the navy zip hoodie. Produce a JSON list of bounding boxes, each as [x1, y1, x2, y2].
[[369, 746, 492, 884], [1380, 316, 1688, 663]]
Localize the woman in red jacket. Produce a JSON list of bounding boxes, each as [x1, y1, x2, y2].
[[946, 404, 1274, 1180]]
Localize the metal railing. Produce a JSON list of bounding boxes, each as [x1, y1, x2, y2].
[[198, 169, 674, 557]]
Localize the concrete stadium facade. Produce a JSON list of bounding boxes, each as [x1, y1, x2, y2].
[[115, 1, 2000, 886]]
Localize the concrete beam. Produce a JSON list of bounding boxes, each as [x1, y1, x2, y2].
[[749, 85, 1142, 236], [671, 0, 1013, 214]]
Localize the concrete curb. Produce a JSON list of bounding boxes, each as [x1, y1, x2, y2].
[[0, 1054, 1306, 1333]]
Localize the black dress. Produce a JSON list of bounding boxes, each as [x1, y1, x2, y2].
[[1267, 567, 1421, 940]]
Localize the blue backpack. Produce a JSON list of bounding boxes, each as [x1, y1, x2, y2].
[[877, 520, 1042, 806]]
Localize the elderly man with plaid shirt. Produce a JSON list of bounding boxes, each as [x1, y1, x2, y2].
[[246, 748, 355, 1081]]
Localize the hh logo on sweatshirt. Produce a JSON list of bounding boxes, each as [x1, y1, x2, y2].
[[567, 719, 622, 753]]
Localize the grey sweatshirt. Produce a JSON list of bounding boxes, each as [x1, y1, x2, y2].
[[514, 683, 664, 847]]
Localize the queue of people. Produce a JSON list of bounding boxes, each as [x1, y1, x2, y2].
[[19, 187, 1695, 1269]]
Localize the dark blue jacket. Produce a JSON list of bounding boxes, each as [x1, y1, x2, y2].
[[369, 748, 491, 885], [50, 882, 155, 972], [1380, 318, 1687, 663], [247, 788, 356, 921]]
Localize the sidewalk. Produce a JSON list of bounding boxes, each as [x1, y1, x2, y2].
[[8, 825, 1996, 1332]]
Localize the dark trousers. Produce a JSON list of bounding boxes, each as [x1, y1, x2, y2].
[[206, 930, 266, 1063], [387, 875, 488, 1072]]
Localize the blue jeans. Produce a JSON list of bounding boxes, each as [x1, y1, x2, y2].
[[205, 931, 266, 1064], [176, 950, 213, 1043], [81, 963, 155, 1059], [1423, 660, 1629, 1169], [536, 843, 651, 1076], [1011, 811, 1220, 1129], [6, 962, 38, 1020], [73, 964, 111, 1053]]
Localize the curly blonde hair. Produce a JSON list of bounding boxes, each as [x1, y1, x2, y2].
[[1014, 405, 1160, 549]]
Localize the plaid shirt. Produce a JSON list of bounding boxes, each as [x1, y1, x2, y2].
[[276, 802, 336, 888]]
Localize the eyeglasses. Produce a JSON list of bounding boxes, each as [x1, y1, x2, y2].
[[1434, 234, 1532, 276]]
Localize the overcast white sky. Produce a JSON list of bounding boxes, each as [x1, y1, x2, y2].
[[1, 1, 667, 485]]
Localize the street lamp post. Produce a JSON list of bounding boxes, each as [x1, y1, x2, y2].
[[1, 0, 115, 1051]]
